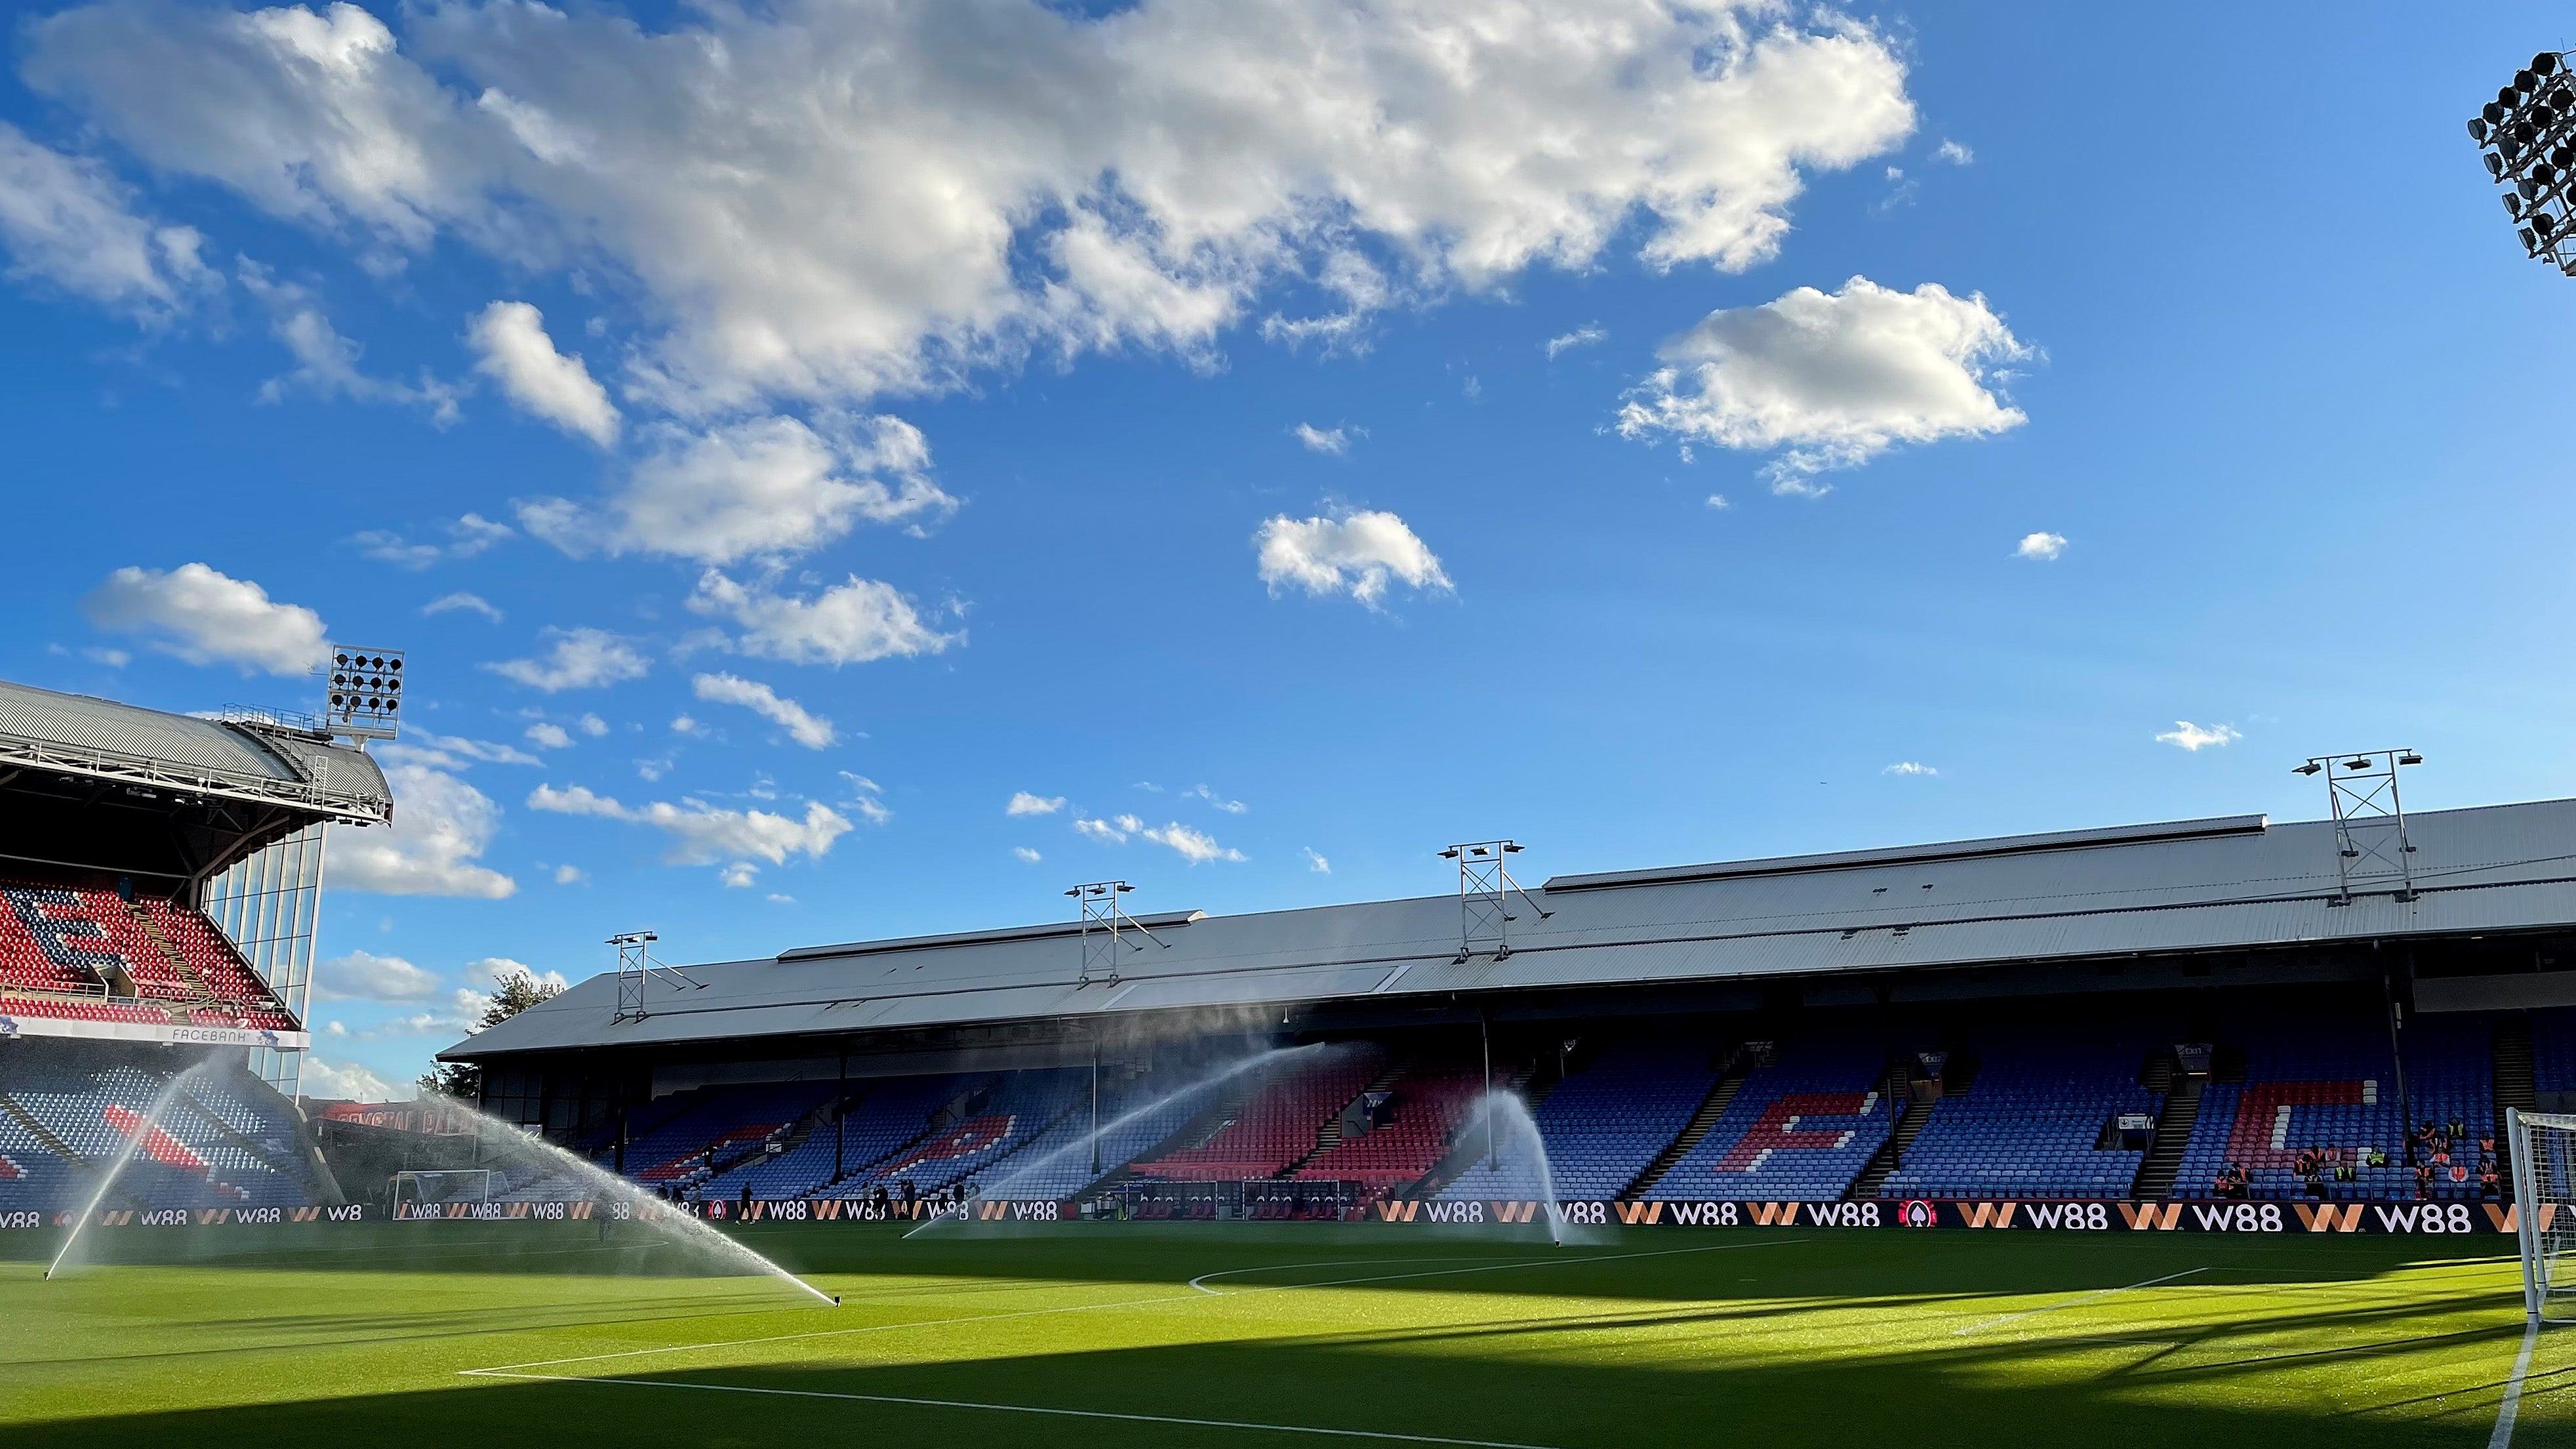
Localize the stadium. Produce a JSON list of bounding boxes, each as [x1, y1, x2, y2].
[[7, 672, 2576, 1446]]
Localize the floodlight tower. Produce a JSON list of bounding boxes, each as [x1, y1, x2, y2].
[[1440, 840, 1552, 963], [2468, 51, 2576, 276], [2293, 750, 2425, 904], [323, 645, 407, 742], [1068, 881, 1171, 988], [610, 930, 703, 1023]]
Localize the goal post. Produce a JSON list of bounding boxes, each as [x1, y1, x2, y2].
[[391, 1168, 495, 1211], [2508, 1108, 2576, 1324]]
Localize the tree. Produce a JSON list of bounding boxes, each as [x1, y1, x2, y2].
[[415, 968, 566, 1101]]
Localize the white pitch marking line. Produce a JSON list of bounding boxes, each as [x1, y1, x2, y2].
[[1952, 1267, 2208, 1336], [1188, 1259, 1485, 1295], [466, 1370, 1574, 1448], [2490, 1320, 2540, 1449]]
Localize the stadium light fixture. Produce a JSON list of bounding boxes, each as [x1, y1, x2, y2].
[[322, 643, 405, 743], [1444, 838, 1552, 964], [2298, 749, 2424, 905], [2471, 49, 2576, 277]]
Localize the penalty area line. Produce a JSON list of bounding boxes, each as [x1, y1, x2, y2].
[[2490, 1320, 2539, 1449], [1953, 1267, 2209, 1336], [466, 1370, 1573, 1449]]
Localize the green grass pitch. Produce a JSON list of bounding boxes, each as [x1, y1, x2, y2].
[[2, 1221, 2568, 1446]]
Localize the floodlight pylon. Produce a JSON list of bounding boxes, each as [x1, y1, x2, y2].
[[1068, 881, 1169, 987], [1441, 840, 1552, 963], [2294, 750, 2424, 905], [2470, 51, 2576, 276], [610, 930, 702, 1023]]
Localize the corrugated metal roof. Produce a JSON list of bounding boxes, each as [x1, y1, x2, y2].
[[0, 678, 390, 817], [447, 797, 2576, 1062]]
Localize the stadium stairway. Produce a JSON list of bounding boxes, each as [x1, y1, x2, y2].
[[1619, 1048, 1746, 1199], [2496, 1013, 2536, 1184], [1851, 1059, 1946, 1199], [1277, 1056, 1408, 1178], [2130, 1073, 2202, 1199], [126, 903, 217, 1011]]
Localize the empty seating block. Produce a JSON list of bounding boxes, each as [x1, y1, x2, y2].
[[1131, 1046, 1385, 1181], [1646, 1038, 1889, 1202], [0, 874, 298, 1031], [1440, 1037, 1720, 1202], [1879, 1026, 2167, 1200], [0, 1058, 317, 1212]]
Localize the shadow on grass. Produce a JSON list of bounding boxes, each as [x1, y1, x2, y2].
[[1, 1295, 2552, 1449]]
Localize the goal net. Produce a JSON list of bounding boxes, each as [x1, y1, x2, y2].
[[2509, 1109, 2576, 1323], [392, 1168, 496, 1211]]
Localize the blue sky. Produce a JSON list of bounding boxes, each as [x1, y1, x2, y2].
[[2, 2, 2571, 1098]]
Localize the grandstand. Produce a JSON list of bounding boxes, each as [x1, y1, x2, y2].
[[0, 679, 391, 1216], [435, 799, 2576, 1215]]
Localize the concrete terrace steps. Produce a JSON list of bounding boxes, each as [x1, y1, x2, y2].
[[1620, 1051, 1746, 1200], [2131, 1074, 2205, 1199], [2496, 1014, 2537, 1175], [1851, 1064, 1935, 1199], [1278, 1055, 1410, 1179]]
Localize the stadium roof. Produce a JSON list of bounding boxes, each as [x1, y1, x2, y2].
[[0, 679, 392, 825], [447, 798, 2576, 1063]]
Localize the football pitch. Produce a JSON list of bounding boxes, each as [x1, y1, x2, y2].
[[1, 1222, 2569, 1446]]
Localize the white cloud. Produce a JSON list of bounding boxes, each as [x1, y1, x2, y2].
[[384, 729, 540, 769], [577, 714, 609, 737], [2015, 531, 2067, 561], [22, 0, 1912, 413], [1617, 276, 2030, 488], [0, 121, 212, 320], [1291, 422, 1352, 455], [525, 722, 573, 749], [353, 514, 512, 570], [1182, 784, 1247, 814], [331, 762, 517, 899], [312, 949, 442, 1003], [1074, 815, 1131, 844], [85, 647, 129, 667], [1544, 323, 1606, 359], [484, 626, 649, 692], [83, 562, 327, 674], [1143, 821, 1245, 864], [1256, 508, 1451, 607], [520, 415, 954, 565], [1934, 139, 1973, 165], [693, 672, 835, 749], [1007, 792, 1066, 817], [422, 590, 503, 622], [839, 772, 892, 825], [2155, 721, 2241, 752], [719, 861, 759, 889], [527, 783, 852, 866], [298, 1055, 409, 1102], [1705, 494, 1731, 510], [669, 715, 705, 737], [238, 262, 458, 420], [468, 300, 618, 445], [1013, 846, 1041, 863], [552, 863, 585, 884], [473, 956, 569, 994], [1882, 761, 1937, 777], [687, 568, 959, 666], [1303, 847, 1331, 874]]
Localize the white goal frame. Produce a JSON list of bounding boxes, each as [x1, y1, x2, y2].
[[2508, 1108, 2576, 1325], [392, 1168, 496, 1210]]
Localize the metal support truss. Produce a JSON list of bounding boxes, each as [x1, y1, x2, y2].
[[1441, 840, 1552, 962], [2295, 750, 2424, 904], [1068, 881, 1169, 987], [610, 931, 702, 1023]]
